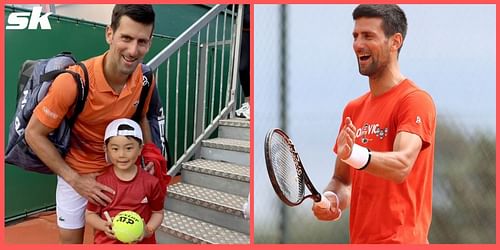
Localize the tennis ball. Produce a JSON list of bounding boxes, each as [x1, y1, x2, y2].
[[112, 210, 144, 243]]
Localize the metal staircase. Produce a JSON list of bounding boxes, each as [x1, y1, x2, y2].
[[144, 4, 248, 244], [157, 118, 250, 243]]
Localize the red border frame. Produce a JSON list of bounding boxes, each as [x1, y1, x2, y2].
[[1, 1, 498, 249]]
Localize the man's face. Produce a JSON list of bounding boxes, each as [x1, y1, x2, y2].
[[352, 17, 392, 77], [106, 15, 153, 76]]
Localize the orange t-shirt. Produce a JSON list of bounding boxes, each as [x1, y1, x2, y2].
[[334, 79, 436, 243], [33, 52, 155, 174]]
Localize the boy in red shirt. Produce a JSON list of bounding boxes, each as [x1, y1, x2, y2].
[[86, 118, 164, 244]]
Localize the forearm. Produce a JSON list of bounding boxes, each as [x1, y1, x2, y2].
[[325, 159, 351, 211], [25, 128, 79, 183], [339, 129, 422, 183], [85, 211, 107, 232], [146, 211, 164, 233], [363, 150, 414, 183], [139, 116, 153, 144]]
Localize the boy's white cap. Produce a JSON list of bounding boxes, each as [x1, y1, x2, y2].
[[104, 118, 143, 143]]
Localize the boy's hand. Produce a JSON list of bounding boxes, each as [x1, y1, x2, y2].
[[103, 220, 116, 239], [103, 211, 116, 239]]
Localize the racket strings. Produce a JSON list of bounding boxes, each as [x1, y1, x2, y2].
[[269, 134, 305, 203]]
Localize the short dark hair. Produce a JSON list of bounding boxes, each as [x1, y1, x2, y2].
[[353, 4, 407, 52], [111, 4, 155, 36]]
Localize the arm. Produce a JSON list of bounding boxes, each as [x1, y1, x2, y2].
[[25, 115, 114, 205], [85, 210, 115, 239], [139, 117, 155, 175], [338, 117, 422, 183], [139, 117, 153, 144], [139, 82, 159, 174], [312, 157, 351, 221], [143, 210, 164, 238], [139, 75, 157, 145], [25, 115, 79, 182], [141, 180, 165, 238], [362, 131, 422, 183]]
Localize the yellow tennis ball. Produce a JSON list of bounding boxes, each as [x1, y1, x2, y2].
[[112, 210, 144, 243]]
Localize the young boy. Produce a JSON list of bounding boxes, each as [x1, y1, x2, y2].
[[86, 118, 165, 244]]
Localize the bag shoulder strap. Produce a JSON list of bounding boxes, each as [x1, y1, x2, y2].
[[63, 62, 89, 126], [132, 64, 153, 121]]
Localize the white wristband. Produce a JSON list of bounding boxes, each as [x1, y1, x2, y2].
[[341, 144, 371, 170]]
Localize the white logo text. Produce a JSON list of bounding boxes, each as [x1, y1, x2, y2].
[[6, 7, 52, 30]]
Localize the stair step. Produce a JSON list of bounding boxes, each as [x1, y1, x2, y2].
[[167, 182, 246, 217], [219, 118, 250, 128], [202, 138, 249, 153], [183, 159, 249, 182], [200, 138, 250, 166], [159, 210, 250, 244], [219, 121, 250, 140], [182, 159, 249, 196]]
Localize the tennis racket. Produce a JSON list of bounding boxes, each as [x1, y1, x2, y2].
[[264, 128, 330, 208]]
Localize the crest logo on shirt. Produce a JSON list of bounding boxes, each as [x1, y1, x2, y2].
[[357, 123, 389, 144], [140, 197, 148, 204], [416, 116, 422, 124]]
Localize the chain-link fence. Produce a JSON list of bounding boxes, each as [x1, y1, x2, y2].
[[254, 4, 495, 244]]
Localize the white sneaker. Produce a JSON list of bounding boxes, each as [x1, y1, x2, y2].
[[235, 102, 250, 119]]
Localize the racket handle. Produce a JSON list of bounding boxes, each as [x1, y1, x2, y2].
[[315, 194, 331, 209]]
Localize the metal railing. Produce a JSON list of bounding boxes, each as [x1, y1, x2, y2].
[[147, 4, 244, 176]]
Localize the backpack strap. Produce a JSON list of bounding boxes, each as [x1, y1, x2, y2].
[[37, 58, 89, 128], [71, 62, 89, 123], [66, 62, 89, 126], [132, 64, 153, 121]]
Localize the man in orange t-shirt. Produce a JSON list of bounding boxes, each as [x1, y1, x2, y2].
[[312, 5, 436, 243], [25, 5, 156, 244]]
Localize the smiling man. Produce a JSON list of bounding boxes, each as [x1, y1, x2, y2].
[[311, 5, 437, 243], [25, 5, 156, 243]]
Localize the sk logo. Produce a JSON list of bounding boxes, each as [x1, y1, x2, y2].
[[6, 7, 52, 30]]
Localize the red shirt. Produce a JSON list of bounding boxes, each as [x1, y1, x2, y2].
[[334, 79, 436, 243], [87, 165, 165, 244]]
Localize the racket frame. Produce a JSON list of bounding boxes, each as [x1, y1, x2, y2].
[[264, 128, 323, 206]]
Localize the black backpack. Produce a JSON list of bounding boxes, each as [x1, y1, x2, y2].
[[5, 52, 88, 174], [5, 52, 171, 174]]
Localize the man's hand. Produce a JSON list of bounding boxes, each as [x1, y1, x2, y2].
[[312, 191, 342, 221], [70, 173, 115, 206], [337, 117, 357, 160]]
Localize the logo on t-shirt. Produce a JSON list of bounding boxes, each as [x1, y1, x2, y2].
[[357, 123, 389, 144], [416, 116, 422, 124], [140, 197, 148, 204]]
